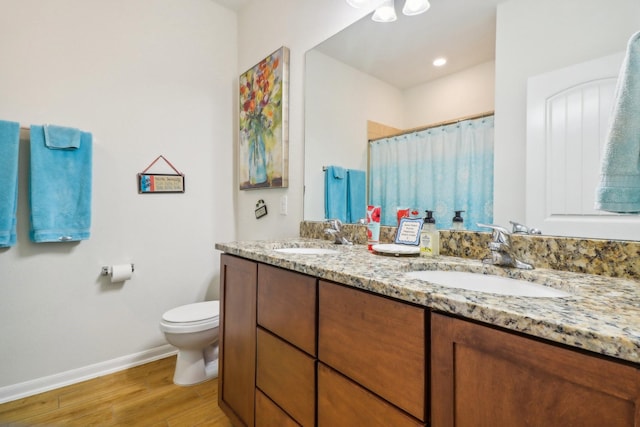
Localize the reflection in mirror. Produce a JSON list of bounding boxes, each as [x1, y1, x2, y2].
[[369, 114, 495, 230], [304, 0, 640, 240], [304, 0, 500, 224]]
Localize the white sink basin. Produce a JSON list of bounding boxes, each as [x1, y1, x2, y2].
[[405, 270, 571, 298], [274, 247, 339, 255]]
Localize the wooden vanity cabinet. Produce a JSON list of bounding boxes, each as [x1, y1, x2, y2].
[[318, 280, 427, 425], [220, 255, 640, 427], [219, 254, 257, 427], [431, 313, 640, 427]]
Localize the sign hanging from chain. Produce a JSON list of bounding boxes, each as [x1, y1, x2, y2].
[[137, 155, 185, 194]]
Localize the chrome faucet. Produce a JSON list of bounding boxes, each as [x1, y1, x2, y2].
[[477, 223, 533, 270], [324, 219, 353, 245], [509, 221, 542, 235]]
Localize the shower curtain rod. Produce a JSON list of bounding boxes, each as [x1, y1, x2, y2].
[[368, 110, 494, 142]]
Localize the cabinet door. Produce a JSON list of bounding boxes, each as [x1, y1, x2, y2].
[[257, 264, 317, 355], [318, 363, 425, 427], [431, 313, 640, 427], [219, 254, 257, 427], [318, 281, 427, 421], [256, 328, 316, 426]]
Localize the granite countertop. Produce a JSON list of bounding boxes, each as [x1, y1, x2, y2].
[[215, 238, 640, 365]]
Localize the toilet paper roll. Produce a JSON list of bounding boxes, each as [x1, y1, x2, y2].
[[110, 264, 133, 283]]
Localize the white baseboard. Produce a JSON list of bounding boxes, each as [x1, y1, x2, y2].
[[0, 344, 177, 404]]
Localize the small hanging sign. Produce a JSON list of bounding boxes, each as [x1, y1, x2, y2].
[[138, 155, 185, 194], [255, 199, 268, 219]]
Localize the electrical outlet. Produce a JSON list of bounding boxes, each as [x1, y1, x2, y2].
[[280, 195, 288, 215]]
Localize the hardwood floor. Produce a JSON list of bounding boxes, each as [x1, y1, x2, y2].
[[0, 356, 233, 426]]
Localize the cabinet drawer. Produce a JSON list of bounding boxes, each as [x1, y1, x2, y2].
[[258, 264, 317, 355], [255, 389, 301, 427], [318, 363, 424, 427], [257, 328, 316, 426], [318, 281, 427, 421]]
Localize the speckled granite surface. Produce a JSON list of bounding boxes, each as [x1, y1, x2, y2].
[[300, 221, 640, 280], [215, 237, 640, 365]]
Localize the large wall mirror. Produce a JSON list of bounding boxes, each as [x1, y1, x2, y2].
[[304, 0, 640, 240]]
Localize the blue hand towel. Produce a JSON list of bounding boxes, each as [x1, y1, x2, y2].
[[30, 125, 92, 242], [324, 166, 347, 222], [44, 124, 82, 149], [595, 31, 640, 213], [0, 120, 20, 247], [347, 169, 366, 223]]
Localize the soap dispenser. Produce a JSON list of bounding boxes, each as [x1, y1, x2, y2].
[[420, 210, 440, 256], [452, 210, 465, 231]]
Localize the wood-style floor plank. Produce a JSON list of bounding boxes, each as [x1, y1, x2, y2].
[[0, 356, 232, 426]]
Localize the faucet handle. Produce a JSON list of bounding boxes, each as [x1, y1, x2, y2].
[[477, 223, 511, 244], [509, 221, 529, 234], [509, 220, 543, 235], [328, 218, 343, 230]]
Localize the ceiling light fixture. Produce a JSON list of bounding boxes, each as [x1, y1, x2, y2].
[[346, 0, 431, 22], [402, 0, 430, 16], [371, 0, 397, 23]]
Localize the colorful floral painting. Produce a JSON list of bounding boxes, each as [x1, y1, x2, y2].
[[239, 46, 289, 190]]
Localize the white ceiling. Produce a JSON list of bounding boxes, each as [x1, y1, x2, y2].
[[212, 0, 507, 89], [315, 0, 507, 89]]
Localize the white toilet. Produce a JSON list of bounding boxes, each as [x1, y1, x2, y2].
[[159, 300, 220, 386]]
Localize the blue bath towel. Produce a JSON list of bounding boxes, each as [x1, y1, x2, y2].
[[324, 165, 347, 222], [347, 169, 366, 223], [0, 120, 20, 247], [595, 31, 640, 213], [30, 125, 92, 242]]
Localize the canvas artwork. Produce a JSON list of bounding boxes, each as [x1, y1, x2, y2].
[[239, 46, 290, 190]]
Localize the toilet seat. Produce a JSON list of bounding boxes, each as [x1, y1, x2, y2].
[[160, 301, 220, 333]]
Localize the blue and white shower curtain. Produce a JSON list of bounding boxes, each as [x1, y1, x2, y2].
[[369, 115, 494, 229]]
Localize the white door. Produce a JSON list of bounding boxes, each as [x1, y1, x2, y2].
[[526, 52, 640, 240]]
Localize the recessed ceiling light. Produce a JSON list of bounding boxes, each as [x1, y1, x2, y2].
[[433, 57, 447, 67]]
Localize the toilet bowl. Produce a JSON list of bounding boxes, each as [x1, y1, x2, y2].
[[159, 300, 220, 386]]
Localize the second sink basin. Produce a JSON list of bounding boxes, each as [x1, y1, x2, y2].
[[405, 270, 571, 297], [274, 247, 339, 255]]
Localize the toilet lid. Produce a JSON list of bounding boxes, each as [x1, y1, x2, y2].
[[162, 301, 219, 323]]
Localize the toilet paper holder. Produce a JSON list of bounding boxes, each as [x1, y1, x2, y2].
[[101, 264, 135, 276]]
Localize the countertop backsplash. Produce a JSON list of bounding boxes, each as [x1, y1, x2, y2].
[[300, 221, 640, 280]]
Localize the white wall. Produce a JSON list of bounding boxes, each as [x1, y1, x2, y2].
[[235, 0, 372, 239], [494, 0, 640, 226], [303, 50, 405, 221], [0, 0, 236, 397], [403, 61, 495, 128]]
